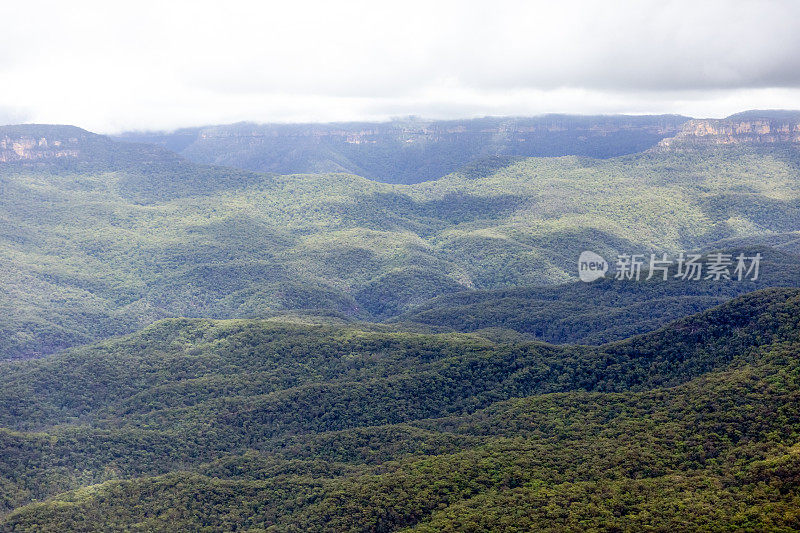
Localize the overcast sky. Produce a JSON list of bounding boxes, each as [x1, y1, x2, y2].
[[1, 0, 799, 133]]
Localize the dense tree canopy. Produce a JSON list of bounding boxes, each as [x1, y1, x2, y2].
[[0, 290, 797, 530]]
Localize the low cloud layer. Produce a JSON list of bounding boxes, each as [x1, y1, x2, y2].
[[1, 0, 798, 132]]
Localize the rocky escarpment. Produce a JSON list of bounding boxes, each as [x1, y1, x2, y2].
[[0, 136, 81, 162], [0, 125, 190, 174], [115, 114, 691, 184], [654, 111, 800, 151], [187, 115, 687, 146], [0, 125, 96, 164]]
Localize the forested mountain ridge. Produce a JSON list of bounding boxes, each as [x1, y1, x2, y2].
[[0, 289, 798, 530], [0, 124, 265, 202], [0, 124, 185, 170], [2, 121, 800, 359], [115, 114, 690, 184]]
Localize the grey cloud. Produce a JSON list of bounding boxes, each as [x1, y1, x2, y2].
[[1, 0, 799, 132], [179, 0, 800, 98]]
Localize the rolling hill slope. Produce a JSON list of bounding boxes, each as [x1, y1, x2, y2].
[[0, 289, 797, 530], [394, 245, 800, 343]]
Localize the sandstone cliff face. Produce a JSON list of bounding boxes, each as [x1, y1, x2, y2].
[[0, 133, 82, 163], [113, 115, 690, 184], [655, 117, 800, 151], [190, 117, 685, 147]]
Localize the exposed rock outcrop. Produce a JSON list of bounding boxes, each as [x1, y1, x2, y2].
[[654, 111, 800, 151], [0, 125, 95, 164], [115, 114, 691, 184], [0, 135, 80, 162]]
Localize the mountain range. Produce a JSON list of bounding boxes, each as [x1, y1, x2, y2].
[[1, 111, 799, 530], [113, 111, 800, 184], [114, 114, 690, 184], [3, 113, 800, 358]]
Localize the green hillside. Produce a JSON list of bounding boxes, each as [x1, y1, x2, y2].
[[394, 245, 800, 344], [0, 289, 797, 530], [3, 124, 800, 359]]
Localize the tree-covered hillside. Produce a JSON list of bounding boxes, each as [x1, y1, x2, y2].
[[2, 124, 800, 358], [0, 289, 797, 530], [395, 245, 800, 343]]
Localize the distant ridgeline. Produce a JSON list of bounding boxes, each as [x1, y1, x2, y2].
[[115, 114, 690, 184], [0, 124, 266, 202], [0, 124, 177, 168]]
